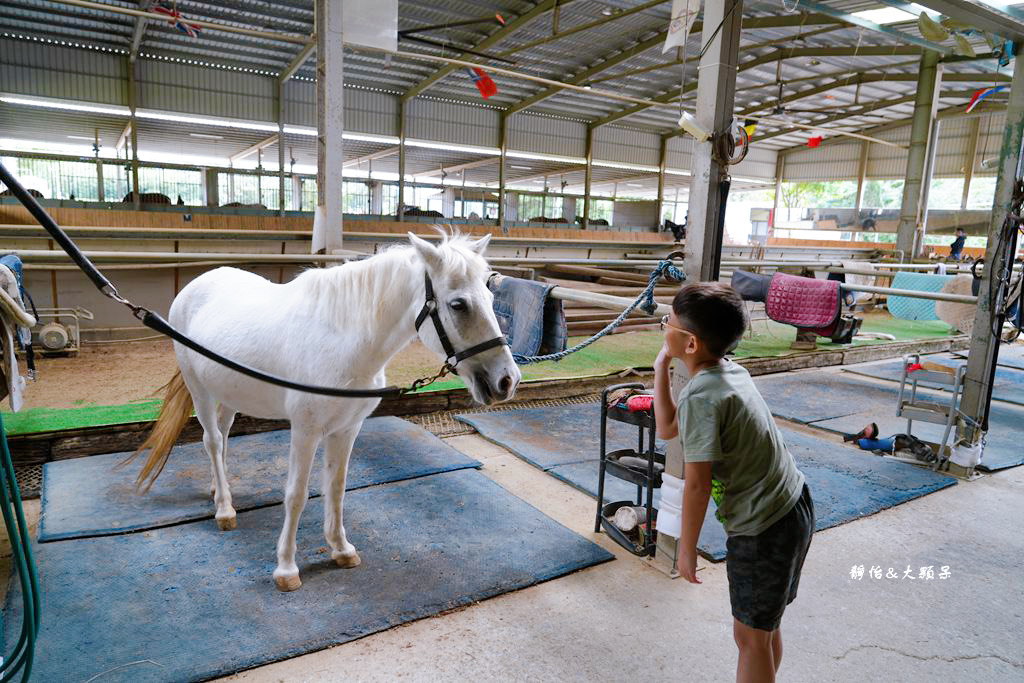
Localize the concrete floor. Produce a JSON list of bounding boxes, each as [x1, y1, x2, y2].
[[210, 427, 1024, 683]]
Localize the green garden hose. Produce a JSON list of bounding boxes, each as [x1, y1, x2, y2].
[[0, 414, 39, 681]]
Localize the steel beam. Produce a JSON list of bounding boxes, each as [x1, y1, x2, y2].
[[127, 58, 140, 209], [498, 114, 507, 232], [229, 135, 279, 164], [313, 0, 344, 252], [277, 81, 286, 217], [128, 0, 150, 63], [583, 127, 594, 229], [913, 0, 1024, 42], [496, 0, 669, 58], [402, 0, 574, 101], [417, 156, 497, 178], [281, 41, 316, 83], [961, 116, 981, 209], [796, 0, 951, 53], [896, 51, 942, 258], [752, 94, 919, 143], [504, 30, 668, 116], [855, 140, 869, 212], [960, 51, 1024, 442], [397, 99, 406, 222]]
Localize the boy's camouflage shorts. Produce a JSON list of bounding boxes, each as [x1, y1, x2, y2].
[[726, 483, 815, 631]]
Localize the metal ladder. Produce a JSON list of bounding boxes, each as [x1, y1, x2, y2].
[[895, 353, 967, 471]]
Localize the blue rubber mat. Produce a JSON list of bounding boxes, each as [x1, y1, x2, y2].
[[8, 469, 613, 682], [456, 403, 664, 470], [809, 405, 1024, 472], [40, 416, 480, 542], [954, 343, 1024, 370], [752, 372, 906, 424], [843, 356, 1024, 407], [459, 404, 956, 561]]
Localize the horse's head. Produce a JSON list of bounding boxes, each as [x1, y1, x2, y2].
[[408, 231, 520, 405]]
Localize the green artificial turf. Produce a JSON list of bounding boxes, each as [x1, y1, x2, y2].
[[2, 314, 958, 435]]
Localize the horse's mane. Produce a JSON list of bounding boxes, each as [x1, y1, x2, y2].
[[297, 229, 490, 333]]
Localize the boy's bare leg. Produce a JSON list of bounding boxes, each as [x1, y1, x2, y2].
[[772, 629, 782, 672], [733, 618, 775, 683]]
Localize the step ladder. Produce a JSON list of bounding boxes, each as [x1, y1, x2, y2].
[[895, 353, 966, 471]]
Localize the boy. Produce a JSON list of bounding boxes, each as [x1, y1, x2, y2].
[[653, 282, 815, 683]]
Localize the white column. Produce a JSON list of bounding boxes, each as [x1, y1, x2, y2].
[[313, 0, 344, 253]]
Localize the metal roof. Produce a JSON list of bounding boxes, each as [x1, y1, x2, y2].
[[1, 0, 1019, 165]]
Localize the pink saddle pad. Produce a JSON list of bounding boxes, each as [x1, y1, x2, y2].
[[765, 273, 840, 329]]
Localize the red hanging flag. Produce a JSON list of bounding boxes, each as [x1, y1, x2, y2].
[[466, 67, 498, 99], [807, 136, 822, 148]]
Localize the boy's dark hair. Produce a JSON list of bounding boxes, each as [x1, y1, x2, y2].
[[672, 282, 748, 358]]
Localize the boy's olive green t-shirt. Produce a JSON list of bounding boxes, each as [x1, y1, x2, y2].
[[676, 359, 805, 537]]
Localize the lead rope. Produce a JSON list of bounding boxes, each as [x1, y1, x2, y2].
[[513, 260, 685, 364]]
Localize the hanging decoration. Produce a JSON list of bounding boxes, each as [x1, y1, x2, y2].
[[152, 2, 202, 39], [966, 85, 1007, 113], [807, 136, 823, 148], [663, 0, 700, 53], [466, 67, 498, 99], [743, 118, 757, 140]]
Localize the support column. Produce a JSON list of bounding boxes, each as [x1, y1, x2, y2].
[[772, 154, 784, 229], [681, 0, 742, 283], [961, 117, 981, 210], [918, 118, 942, 250], [583, 126, 594, 229], [398, 100, 407, 222], [960, 53, 1024, 442], [659, 0, 743, 579], [313, 0, 344, 253], [127, 58, 141, 209], [95, 157, 104, 202], [277, 81, 286, 217], [855, 141, 869, 213], [498, 114, 508, 232], [292, 174, 303, 211], [657, 135, 668, 227], [441, 187, 455, 218], [896, 51, 942, 259], [94, 127, 104, 202], [562, 196, 576, 223], [204, 168, 219, 207], [369, 180, 383, 214]]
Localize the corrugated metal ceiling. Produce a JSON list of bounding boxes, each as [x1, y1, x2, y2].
[[0, 0, 1016, 155]]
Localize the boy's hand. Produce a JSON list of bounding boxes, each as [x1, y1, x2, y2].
[[679, 546, 702, 584], [655, 345, 672, 372]]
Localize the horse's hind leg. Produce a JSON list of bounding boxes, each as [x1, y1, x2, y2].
[[322, 427, 360, 568], [193, 392, 236, 530], [273, 426, 320, 592], [209, 405, 236, 499]]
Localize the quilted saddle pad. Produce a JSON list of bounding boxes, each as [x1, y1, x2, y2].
[[765, 272, 840, 329]]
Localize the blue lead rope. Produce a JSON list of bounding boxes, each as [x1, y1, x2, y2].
[[513, 260, 685, 365]]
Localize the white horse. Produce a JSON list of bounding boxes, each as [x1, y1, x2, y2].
[[129, 231, 520, 591]]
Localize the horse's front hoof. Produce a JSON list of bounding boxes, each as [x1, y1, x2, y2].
[[216, 514, 237, 531], [274, 573, 302, 592], [333, 550, 361, 568]]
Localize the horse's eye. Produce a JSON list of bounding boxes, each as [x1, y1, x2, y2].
[[450, 298, 467, 312]]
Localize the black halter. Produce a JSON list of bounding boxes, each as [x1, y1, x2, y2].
[[414, 272, 509, 369]]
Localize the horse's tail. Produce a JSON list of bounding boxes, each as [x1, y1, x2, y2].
[[122, 370, 193, 492]]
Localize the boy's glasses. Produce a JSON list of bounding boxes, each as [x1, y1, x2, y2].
[[660, 315, 693, 336]]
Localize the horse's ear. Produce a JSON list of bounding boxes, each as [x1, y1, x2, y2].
[[408, 232, 443, 271], [468, 233, 491, 255]]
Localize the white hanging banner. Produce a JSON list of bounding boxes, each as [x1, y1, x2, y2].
[[663, 0, 700, 53], [344, 0, 398, 52]]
